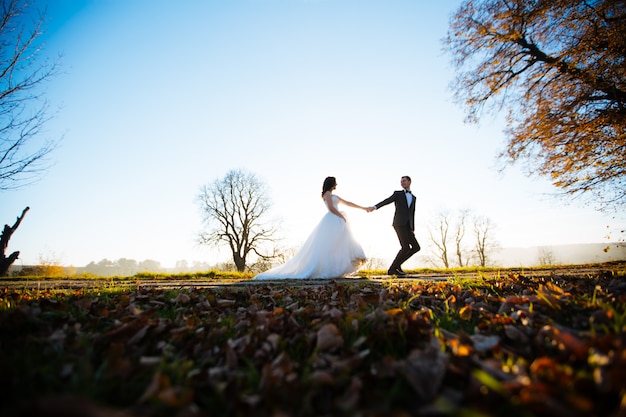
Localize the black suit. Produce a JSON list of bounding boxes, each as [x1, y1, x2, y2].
[[374, 190, 420, 272]]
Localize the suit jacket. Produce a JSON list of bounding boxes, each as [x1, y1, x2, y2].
[[375, 190, 416, 230]]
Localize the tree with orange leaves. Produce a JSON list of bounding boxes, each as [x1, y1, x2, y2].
[[444, 0, 625, 210]]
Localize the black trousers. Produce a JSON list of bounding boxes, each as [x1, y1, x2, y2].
[[389, 223, 420, 271]]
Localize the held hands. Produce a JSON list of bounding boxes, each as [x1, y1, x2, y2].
[[365, 206, 375, 213]]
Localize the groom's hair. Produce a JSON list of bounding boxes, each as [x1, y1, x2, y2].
[[402, 175, 411, 182]]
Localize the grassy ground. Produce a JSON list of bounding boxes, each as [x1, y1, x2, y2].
[[1, 262, 625, 416]]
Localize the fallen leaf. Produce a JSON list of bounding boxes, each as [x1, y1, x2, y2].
[[459, 304, 473, 320], [316, 323, 344, 352]]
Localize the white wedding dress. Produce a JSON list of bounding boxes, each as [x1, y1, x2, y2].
[[254, 195, 366, 280]]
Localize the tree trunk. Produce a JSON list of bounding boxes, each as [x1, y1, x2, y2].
[[0, 207, 30, 276], [233, 253, 245, 272]]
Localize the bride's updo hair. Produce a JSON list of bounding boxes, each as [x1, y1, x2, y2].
[[321, 176, 337, 197]]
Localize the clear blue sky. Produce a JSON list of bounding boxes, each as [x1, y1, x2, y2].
[[4, 0, 623, 269]]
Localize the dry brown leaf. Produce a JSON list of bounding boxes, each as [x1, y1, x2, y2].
[[308, 370, 334, 385], [96, 307, 157, 345], [157, 386, 194, 407], [504, 325, 529, 344], [138, 370, 170, 404], [73, 297, 94, 312], [172, 293, 191, 304], [397, 345, 448, 401], [127, 324, 150, 345], [470, 334, 500, 352], [316, 323, 344, 352], [217, 299, 236, 307], [225, 339, 238, 368]]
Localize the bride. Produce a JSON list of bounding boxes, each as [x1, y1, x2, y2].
[[254, 176, 369, 280]]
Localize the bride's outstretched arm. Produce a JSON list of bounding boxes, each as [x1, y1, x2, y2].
[[337, 196, 369, 211]]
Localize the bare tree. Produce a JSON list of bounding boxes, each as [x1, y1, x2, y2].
[[0, 0, 61, 191], [454, 209, 471, 267], [428, 211, 451, 268], [429, 209, 476, 268], [0, 206, 29, 276], [0, 1, 60, 274], [444, 0, 626, 210], [473, 215, 498, 267], [249, 245, 298, 273], [362, 256, 385, 271], [538, 246, 558, 266], [197, 169, 278, 272]]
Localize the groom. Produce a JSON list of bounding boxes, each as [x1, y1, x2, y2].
[[368, 175, 420, 276]]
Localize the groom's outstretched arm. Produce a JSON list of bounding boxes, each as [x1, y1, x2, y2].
[[371, 193, 397, 211]]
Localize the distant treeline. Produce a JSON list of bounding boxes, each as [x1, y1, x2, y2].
[[9, 258, 235, 277]]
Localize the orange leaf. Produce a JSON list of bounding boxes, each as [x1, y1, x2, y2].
[[450, 338, 473, 357], [385, 308, 404, 317], [459, 304, 472, 320]]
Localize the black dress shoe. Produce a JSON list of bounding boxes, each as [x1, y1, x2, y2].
[[387, 268, 406, 276], [395, 269, 407, 276]]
